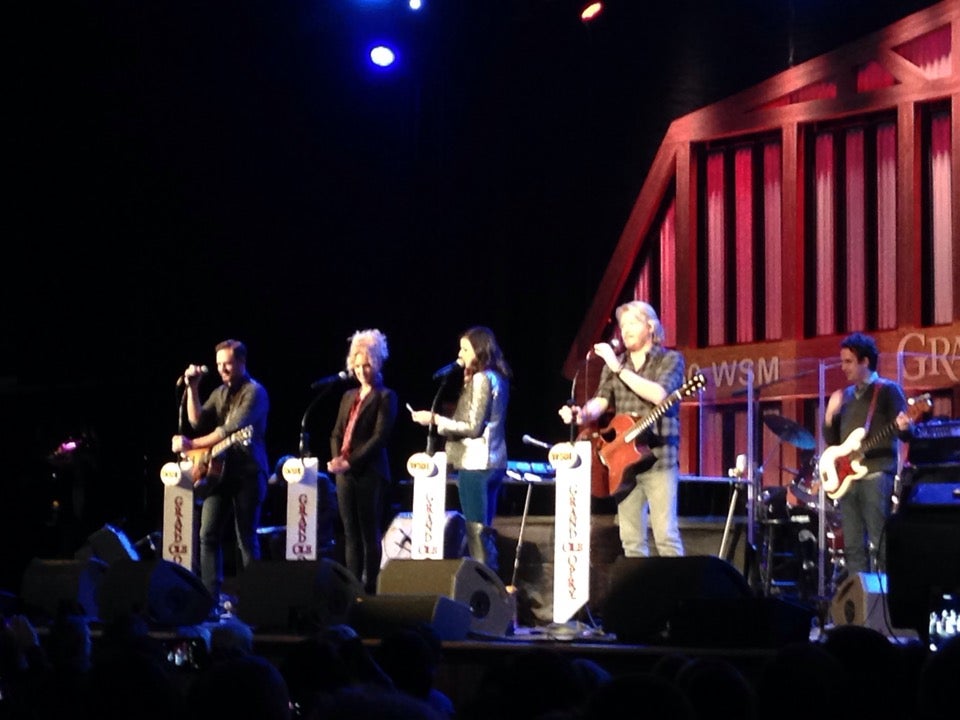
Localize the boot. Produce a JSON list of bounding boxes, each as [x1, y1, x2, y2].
[[465, 521, 500, 574], [480, 525, 499, 575], [466, 521, 485, 564]]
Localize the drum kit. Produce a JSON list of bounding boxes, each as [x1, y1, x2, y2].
[[759, 414, 846, 598]]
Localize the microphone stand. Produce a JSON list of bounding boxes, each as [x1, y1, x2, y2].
[[506, 469, 535, 594], [508, 433, 553, 631], [176, 386, 186, 439], [174, 385, 201, 507], [568, 352, 588, 443], [426, 373, 456, 456]]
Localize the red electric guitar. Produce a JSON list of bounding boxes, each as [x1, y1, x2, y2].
[[585, 373, 706, 498]]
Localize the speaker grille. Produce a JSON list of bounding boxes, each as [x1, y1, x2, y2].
[[349, 594, 472, 641], [377, 558, 515, 636], [233, 559, 363, 632]]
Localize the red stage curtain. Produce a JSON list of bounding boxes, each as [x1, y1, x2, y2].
[[931, 111, 953, 325], [876, 122, 898, 329], [735, 147, 754, 343], [707, 151, 726, 346], [815, 132, 836, 336], [763, 142, 783, 340], [659, 199, 678, 347], [845, 128, 867, 331]]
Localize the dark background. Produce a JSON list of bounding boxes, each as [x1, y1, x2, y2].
[[2, 0, 940, 588]]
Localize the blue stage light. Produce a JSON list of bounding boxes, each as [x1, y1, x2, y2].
[[370, 45, 397, 68]]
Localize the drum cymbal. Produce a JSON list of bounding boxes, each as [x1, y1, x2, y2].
[[762, 414, 816, 450]]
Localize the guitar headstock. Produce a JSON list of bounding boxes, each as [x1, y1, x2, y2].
[[681, 373, 707, 397], [236, 425, 254, 446], [907, 393, 933, 420]]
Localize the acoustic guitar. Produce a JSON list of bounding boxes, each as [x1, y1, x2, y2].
[[181, 425, 253, 499], [584, 373, 706, 498], [818, 393, 931, 500]]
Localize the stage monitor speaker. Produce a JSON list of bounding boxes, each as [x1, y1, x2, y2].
[[377, 558, 515, 636], [830, 572, 889, 633], [20, 557, 109, 622], [349, 594, 472, 641], [98, 558, 214, 627], [74, 524, 139, 565], [600, 555, 811, 646], [381, 511, 466, 567], [233, 559, 364, 633]]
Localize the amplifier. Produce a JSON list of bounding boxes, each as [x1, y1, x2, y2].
[[901, 463, 960, 486], [903, 482, 960, 507], [908, 419, 960, 465]]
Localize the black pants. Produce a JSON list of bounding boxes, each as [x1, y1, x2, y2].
[[336, 470, 387, 593]]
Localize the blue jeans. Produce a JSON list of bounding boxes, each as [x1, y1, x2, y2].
[[617, 464, 684, 557], [198, 471, 266, 598], [457, 469, 504, 525]]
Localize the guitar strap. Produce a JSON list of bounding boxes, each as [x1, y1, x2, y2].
[[862, 381, 882, 436]]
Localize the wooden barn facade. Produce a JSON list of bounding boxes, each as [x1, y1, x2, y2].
[[566, 0, 960, 515]]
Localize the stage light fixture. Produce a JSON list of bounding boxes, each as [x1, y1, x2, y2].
[[370, 45, 397, 68], [580, 2, 603, 22]]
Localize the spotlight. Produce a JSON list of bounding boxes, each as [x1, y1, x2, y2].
[[369, 45, 397, 68], [580, 2, 603, 22]]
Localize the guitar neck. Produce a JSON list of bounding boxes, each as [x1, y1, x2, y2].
[[211, 435, 233, 458], [859, 420, 898, 454], [620, 375, 705, 445], [624, 389, 683, 443], [209, 425, 253, 459], [858, 394, 930, 454]]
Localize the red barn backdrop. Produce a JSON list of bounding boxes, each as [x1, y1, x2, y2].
[[566, 0, 960, 513]]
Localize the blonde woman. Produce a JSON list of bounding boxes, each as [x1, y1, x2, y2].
[[327, 329, 398, 594]]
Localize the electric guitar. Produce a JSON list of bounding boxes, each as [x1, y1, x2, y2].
[[181, 425, 254, 498], [586, 373, 706, 499], [818, 393, 931, 500]]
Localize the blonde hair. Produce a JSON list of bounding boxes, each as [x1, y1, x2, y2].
[[615, 301, 664, 346], [346, 328, 389, 373]]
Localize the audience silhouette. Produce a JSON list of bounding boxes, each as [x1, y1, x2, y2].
[[2, 602, 956, 720]]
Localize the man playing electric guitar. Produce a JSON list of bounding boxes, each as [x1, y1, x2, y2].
[[559, 300, 686, 558], [823, 332, 913, 577]]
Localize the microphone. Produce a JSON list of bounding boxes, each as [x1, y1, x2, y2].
[[310, 370, 351, 389], [176, 365, 209, 387], [432, 358, 464, 381], [522, 434, 551, 450], [586, 336, 623, 359]]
